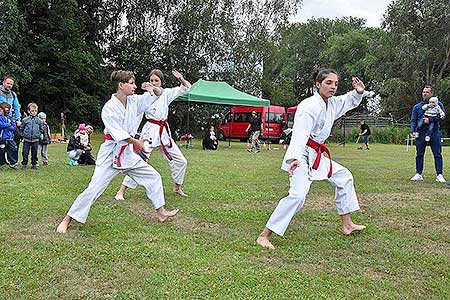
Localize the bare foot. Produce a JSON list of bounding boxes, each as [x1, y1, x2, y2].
[[343, 223, 366, 236], [157, 208, 179, 222], [114, 194, 125, 201], [256, 236, 275, 250], [174, 189, 188, 197], [56, 216, 72, 234]]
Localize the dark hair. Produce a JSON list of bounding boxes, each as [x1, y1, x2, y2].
[[315, 68, 339, 83], [111, 70, 135, 90], [424, 84, 433, 92], [148, 69, 165, 85], [0, 102, 11, 109], [3, 75, 14, 82]]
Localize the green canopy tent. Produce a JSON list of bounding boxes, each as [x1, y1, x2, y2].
[[176, 79, 270, 106], [175, 79, 270, 148]]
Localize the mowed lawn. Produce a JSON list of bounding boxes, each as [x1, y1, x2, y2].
[[1, 135, 449, 299]]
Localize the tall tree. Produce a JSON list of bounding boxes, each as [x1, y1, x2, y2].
[[18, 0, 108, 126], [0, 0, 34, 87], [262, 17, 366, 106]]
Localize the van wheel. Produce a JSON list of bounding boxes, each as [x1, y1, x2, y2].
[[218, 130, 225, 141]]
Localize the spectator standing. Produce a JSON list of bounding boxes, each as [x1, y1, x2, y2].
[[20, 102, 43, 170], [246, 111, 263, 153], [37, 112, 51, 165], [0, 75, 21, 162], [410, 85, 446, 182], [0, 102, 18, 168], [358, 120, 371, 150]]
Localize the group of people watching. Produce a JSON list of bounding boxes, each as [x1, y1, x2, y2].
[[0, 80, 51, 170], [1, 75, 97, 169]]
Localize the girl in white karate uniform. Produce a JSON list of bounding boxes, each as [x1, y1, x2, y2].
[[56, 71, 178, 234], [115, 69, 191, 200], [257, 69, 366, 249]]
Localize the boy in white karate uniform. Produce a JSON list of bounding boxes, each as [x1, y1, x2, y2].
[[56, 71, 178, 234], [115, 69, 191, 200], [257, 69, 366, 249]]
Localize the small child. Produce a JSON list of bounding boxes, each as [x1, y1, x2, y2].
[[75, 123, 89, 149], [66, 124, 87, 166], [37, 112, 51, 165], [20, 102, 43, 170], [0, 102, 18, 168], [417, 97, 445, 141]]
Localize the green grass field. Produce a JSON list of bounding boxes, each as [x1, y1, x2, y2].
[[1, 135, 449, 299]]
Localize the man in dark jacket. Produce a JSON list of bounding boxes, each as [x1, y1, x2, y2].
[[245, 111, 263, 153], [410, 85, 445, 182]]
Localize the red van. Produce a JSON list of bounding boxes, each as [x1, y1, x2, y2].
[[287, 106, 297, 128], [217, 105, 286, 142]]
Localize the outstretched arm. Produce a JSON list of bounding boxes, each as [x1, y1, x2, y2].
[[352, 77, 365, 94], [172, 70, 191, 88], [330, 77, 365, 119]]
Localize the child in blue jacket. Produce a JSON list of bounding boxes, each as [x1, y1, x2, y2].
[[20, 102, 43, 170], [0, 102, 18, 168]]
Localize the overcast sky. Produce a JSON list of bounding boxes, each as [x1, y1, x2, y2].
[[292, 0, 394, 27]]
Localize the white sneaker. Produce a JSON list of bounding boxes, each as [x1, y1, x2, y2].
[[436, 174, 446, 183], [410, 173, 424, 181]]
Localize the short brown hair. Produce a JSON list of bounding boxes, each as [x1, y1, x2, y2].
[[27, 102, 38, 111], [148, 69, 165, 85], [111, 70, 135, 90], [424, 84, 433, 92], [0, 102, 11, 109], [3, 75, 14, 82]]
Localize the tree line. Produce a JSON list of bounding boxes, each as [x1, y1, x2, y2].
[[1, 0, 449, 132]]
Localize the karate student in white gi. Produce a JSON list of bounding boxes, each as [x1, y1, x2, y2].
[[115, 69, 191, 200], [256, 69, 366, 250], [56, 71, 178, 234]]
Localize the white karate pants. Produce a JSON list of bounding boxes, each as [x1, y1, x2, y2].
[[67, 158, 164, 223], [122, 142, 187, 188], [266, 157, 360, 236]]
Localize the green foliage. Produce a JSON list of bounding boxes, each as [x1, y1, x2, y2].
[[262, 17, 366, 106], [332, 126, 411, 144], [0, 0, 34, 85], [2, 138, 450, 298]]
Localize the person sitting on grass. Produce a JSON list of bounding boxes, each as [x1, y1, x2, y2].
[[66, 125, 86, 166], [202, 126, 218, 150], [78, 125, 96, 165]]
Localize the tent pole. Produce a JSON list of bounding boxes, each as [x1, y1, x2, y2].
[[228, 106, 232, 148]]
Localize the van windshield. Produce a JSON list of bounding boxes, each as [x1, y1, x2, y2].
[[265, 112, 284, 124], [233, 112, 260, 122]]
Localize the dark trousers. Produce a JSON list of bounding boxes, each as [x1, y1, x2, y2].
[[22, 141, 39, 166], [0, 140, 18, 165], [415, 130, 443, 175]]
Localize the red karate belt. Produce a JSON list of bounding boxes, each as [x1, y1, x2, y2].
[[147, 118, 173, 161], [306, 138, 333, 178], [104, 134, 138, 167]]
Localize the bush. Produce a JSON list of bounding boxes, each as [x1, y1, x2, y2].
[[331, 126, 411, 144]]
